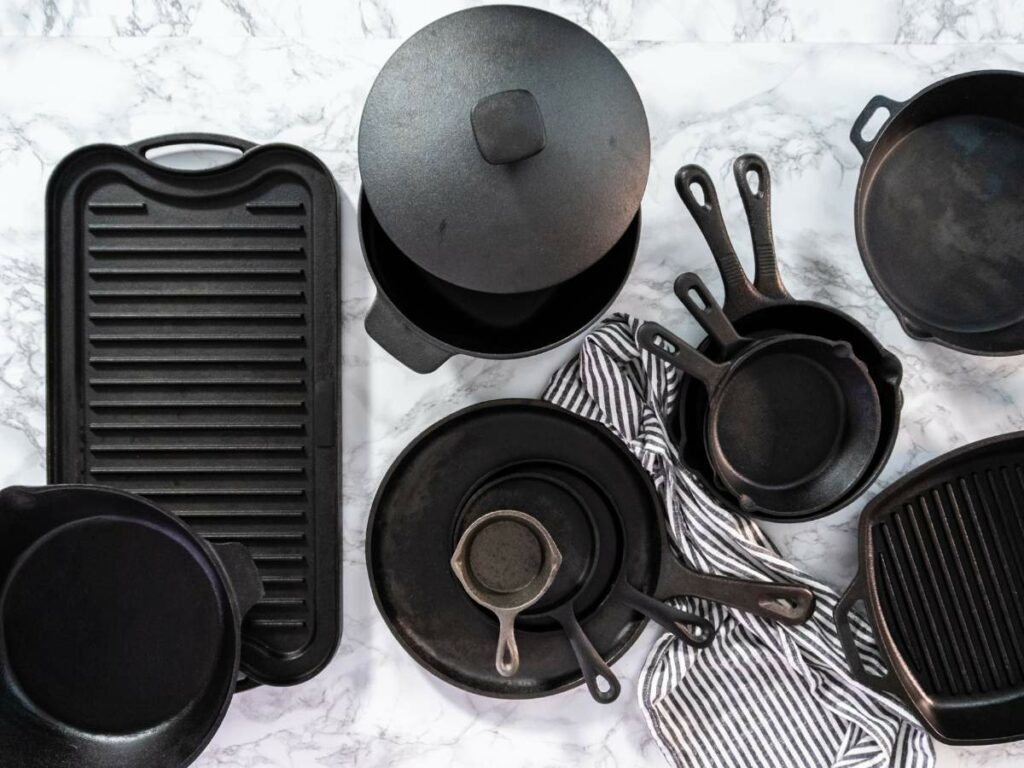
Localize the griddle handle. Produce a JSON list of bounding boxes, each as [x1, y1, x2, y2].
[[850, 95, 902, 159], [673, 273, 745, 354], [638, 321, 728, 390], [732, 154, 789, 302], [365, 294, 453, 373], [658, 558, 815, 626], [127, 133, 258, 158], [618, 583, 716, 648], [553, 606, 621, 704], [212, 542, 264, 620], [675, 165, 762, 317], [834, 575, 905, 698]]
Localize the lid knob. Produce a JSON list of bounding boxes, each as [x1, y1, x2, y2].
[[471, 89, 546, 165]]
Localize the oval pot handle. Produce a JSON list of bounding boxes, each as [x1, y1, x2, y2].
[[211, 542, 264, 619], [365, 293, 453, 373], [850, 95, 902, 159], [834, 573, 905, 698]]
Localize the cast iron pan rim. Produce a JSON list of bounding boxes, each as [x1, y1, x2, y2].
[[357, 192, 640, 360], [0, 484, 245, 765], [851, 69, 1024, 355], [852, 432, 1024, 744], [675, 302, 903, 523], [365, 399, 654, 700]]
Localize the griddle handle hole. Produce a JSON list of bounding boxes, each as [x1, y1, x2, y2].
[[144, 143, 244, 170], [851, 95, 901, 157], [859, 108, 889, 144]]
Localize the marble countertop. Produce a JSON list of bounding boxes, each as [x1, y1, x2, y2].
[[2, 1, 1024, 766]]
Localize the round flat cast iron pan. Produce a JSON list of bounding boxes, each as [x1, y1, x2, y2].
[[0, 485, 262, 768], [367, 400, 815, 702], [640, 274, 882, 518], [673, 156, 902, 520], [851, 70, 1024, 354], [835, 432, 1024, 744]]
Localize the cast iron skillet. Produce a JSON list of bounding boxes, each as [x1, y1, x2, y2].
[[640, 273, 882, 518], [673, 155, 902, 520], [850, 70, 1024, 355], [367, 400, 815, 703], [835, 432, 1024, 744], [361, 195, 639, 373], [0, 485, 262, 768]]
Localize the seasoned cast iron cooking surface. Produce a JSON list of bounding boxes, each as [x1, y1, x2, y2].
[[367, 401, 657, 698], [0, 485, 261, 768], [358, 5, 650, 294], [836, 432, 1024, 744], [851, 70, 1024, 353], [45, 133, 341, 687]]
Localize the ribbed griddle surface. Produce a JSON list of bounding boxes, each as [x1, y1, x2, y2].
[[47, 139, 340, 686]]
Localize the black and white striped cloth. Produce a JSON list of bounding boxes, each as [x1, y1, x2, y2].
[[543, 314, 934, 768]]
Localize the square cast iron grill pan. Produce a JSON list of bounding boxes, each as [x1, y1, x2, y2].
[[836, 432, 1024, 744], [45, 133, 341, 687]]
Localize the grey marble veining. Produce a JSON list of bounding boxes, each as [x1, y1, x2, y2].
[[2, 1, 1024, 766]]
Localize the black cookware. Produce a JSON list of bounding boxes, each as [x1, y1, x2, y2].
[[851, 70, 1024, 355], [358, 6, 650, 372], [367, 400, 815, 704], [46, 133, 341, 688], [836, 432, 1024, 744], [673, 155, 902, 520], [640, 274, 882, 517], [0, 485, 262, 768]]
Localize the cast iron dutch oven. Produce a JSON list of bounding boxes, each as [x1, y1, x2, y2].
[[358, 5, 650, 372], [0, 485, 263, 768]]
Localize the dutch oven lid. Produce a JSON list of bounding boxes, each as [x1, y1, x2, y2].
[[358, 5, 651, 294]]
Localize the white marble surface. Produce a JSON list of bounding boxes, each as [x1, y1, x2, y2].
[[2, 1, 1024, 766]]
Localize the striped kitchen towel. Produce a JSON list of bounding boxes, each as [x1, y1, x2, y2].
[[543, 313, 934, 768]]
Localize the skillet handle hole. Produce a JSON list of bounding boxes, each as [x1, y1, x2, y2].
[[689, 180, 707, 208], [859, 107, 890, 144], [745, 169, 761, 195], [687, 288, 709, 312]]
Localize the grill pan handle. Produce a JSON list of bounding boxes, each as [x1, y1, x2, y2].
[[638, 321, 728, 390], [732, 154, 789, 302], [127, 133, 258, 158], [675, 165, 765, 318], [657, 556, 816, 626], [850, 95, 902, 159], [365, 294, 453, 373], [834, 574, 905, 698]]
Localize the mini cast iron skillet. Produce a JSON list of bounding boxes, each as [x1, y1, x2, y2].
[[641, 274, 882, 518], [836, 432, 1024, 744], [367, 400, 815, 704], [673, 156, 902, 520], [0, 485, 262, 768], [851, 70, 1024, 354]]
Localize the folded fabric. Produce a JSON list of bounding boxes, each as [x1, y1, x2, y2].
[[543, 314, 934, 768]]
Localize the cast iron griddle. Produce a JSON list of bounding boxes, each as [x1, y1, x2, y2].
[[836, 432, 1024, 744], [45, 133, 340, 687]]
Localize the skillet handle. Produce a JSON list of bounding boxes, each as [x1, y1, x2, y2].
[[638, 321, 727, 390], [212, 542, 264, 619], [675, 165, 763, 318], [673, 272, 745, 353], [834, 574, 904, 698], [732, 154, 789, 302], [618, 583, 715, 648], [127, 133, 258, 158], [850, 95, 902, 159], [495, 610, 520, 677], [658, 554, 815, 626], [553, 607, 622, 704], [365, 293, 453, 373]]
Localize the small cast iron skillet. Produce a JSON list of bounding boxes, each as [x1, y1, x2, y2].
[[851, 70, 1024, 354], [640, 274, 882, 518], [0, 485, 262, 768], [367, 400, 816, 704], [673, 155, 902, 520]]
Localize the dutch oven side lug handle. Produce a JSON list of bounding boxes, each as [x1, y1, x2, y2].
[[834, 573, 905, 700], [126, 133, 258, 159], [211, 542, 264, 620], [850, 96, 902, 159], [365, 294, 453, 374]]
